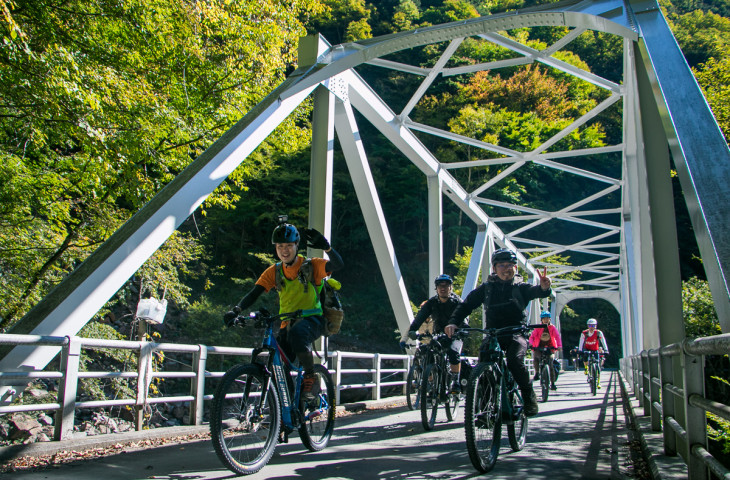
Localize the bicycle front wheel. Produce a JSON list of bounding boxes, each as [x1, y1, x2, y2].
[[507, 385, 528, 451], [299, 364, 336, 451], [405, 359, 423, 411], [540, 363, 550, 402], [210, 364, 280, 476], [590, 363, 598, 396], [464, 362, 502, 473], [420, 363, 441, 430]]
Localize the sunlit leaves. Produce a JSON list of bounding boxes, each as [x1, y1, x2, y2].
[[682, 276, 721, 338], [694, 57, 730, 143], [0, 0, 319, 329]]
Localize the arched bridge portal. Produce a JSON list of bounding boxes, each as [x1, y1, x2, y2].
[[2, 0, 729, 390]]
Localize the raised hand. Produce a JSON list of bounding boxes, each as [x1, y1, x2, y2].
[[537, 266, 551, 291], [302, 228, 331, 250]]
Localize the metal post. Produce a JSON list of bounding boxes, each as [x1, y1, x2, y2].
[[660, 348, 677, 456], [641, 350, 650, 416], [373, 353, 381, 401], [403, 355, 412, 395], [136, 342, 153, 431], [334, 351, 342, 406], [54, 336, 81, 441], [682, 341, 708, 480], [649, 350, 661, 431], [189, 344, 207, 426]]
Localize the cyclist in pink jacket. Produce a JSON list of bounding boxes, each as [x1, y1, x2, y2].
[[528, 311, 563, 390]]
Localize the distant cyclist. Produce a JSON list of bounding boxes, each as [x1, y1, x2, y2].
[[578, 318, 609, 388], [445, 248, 551, 417], [528, 311, 562, 390], [570, 346, 581, 370], [402, 274, 466, 393]]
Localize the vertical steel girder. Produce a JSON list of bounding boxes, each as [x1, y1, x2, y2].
[[333, 98, 415, 334], [632, 1, 730, 332]]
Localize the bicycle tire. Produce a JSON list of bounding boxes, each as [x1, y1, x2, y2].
[[590, 363, 597, 396], [298, 364, 336, 451], [445, 388, 460, 422], [420, 363, 441, 431], [507, 385, 528, 451], [405, 360, 423, 411], [210, 364, 281, 476], [540, 363, 550, 402], [464, 362, 502, 473]]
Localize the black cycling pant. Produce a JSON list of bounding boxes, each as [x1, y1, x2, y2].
[[498, 334, 531, 394]]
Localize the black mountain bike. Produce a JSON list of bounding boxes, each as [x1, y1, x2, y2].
[[532, 346, 555, 402], [584, 350, 603, 396], [404, 334, 429, 411], [460, 324, 544, 473], [418, 333, 462, 430], [209, 310, 335, 475]]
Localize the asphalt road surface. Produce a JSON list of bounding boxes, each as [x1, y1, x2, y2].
[[6, 370, 643, 479]]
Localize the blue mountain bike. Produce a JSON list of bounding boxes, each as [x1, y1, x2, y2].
[[210, 309, 335, 475]]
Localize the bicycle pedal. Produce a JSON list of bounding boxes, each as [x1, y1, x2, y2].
[[306, 409, 323, 420]]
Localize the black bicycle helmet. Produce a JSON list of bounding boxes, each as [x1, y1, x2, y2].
[[491, 248, 517, 265], [271, 223, 300, 244], [434, 274, 453, 285]]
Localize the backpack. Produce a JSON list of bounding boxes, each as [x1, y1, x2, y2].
[[274, 258, 344, 336]]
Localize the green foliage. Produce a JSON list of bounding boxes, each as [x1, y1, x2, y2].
[[669, 9, 730, 67], [421, 0, 480, 24], [682, 277, 721, 338], [0, 0, 317, 331], [694, 57, 730, 143], [306, 0, 372, 44], [390, 0, 422, 31]]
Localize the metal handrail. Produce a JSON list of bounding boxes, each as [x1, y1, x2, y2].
[[0, 333, 414, 441], [621, 332, 730, 480]]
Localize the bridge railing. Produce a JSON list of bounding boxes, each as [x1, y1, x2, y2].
[[620, 332, 730, 480], [0, 333, 415, 441]]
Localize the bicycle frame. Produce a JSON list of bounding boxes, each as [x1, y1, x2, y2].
[[480, 332, 520, 423], [534, 347, 554, 372], [246, 309, 320, 432], [463, 324, 546, 420], [251, 332, 300, 431], [585, 350, 603, 371]]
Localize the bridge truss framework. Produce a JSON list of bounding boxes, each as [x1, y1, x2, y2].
[[2, 0, 729, 390]]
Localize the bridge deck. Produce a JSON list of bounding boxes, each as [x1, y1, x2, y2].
[[4, 370, 647, 479]]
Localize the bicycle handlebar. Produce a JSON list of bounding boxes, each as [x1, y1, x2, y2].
[[457, 323, 546, 338], [232, 309, 304, 328]]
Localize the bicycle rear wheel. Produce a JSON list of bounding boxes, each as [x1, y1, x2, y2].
[[590, 363, 598, 396], [210, 364, 280, 476], [406, 360, 423, 411], [464, 362, 502, 473], [540, 363, 550, 402], [507, 385, 528, 451], [299, 364, 336, 451], [420, 363, 441, 430]]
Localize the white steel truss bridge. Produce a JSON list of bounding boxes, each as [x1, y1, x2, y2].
[[2, 0, 729, 403]]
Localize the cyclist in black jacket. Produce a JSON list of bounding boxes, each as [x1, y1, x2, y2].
[[401, 274, 467, 392], [445, 248, 551, 417]]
